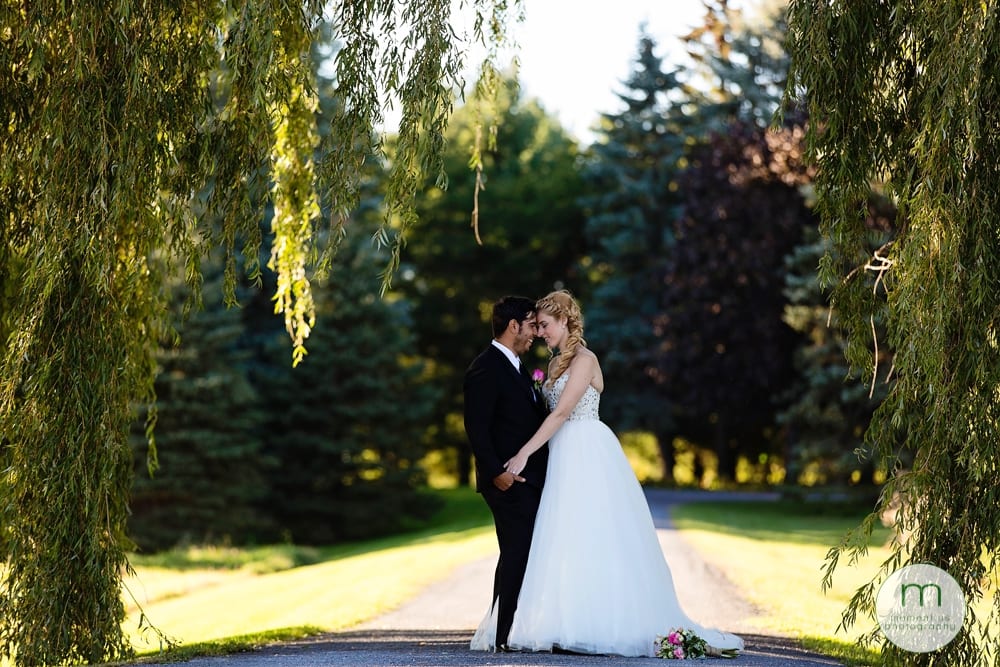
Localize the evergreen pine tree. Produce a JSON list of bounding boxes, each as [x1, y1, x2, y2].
[[248, 231, 440, 545], [128, 252, 271, 551], [681, 0, 790, 130], [582, 34, 691, 476]]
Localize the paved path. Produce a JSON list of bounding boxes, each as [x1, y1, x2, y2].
[[138, 489, 844, 666]]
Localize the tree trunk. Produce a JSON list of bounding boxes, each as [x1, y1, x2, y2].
[[654, 430, 677, 484], [714, 416, 738, 482], [458, 444, 473, 487]]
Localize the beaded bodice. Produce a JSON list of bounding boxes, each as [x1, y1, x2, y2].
[[543, 373, 600, 421]]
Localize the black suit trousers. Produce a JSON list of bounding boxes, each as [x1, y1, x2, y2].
[[481, 479, 542, 648]]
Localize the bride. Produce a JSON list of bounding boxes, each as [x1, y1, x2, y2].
[[470, 289, 744, 657]]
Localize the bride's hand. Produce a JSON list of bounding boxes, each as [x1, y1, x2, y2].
[[504, 451, 529, 477]]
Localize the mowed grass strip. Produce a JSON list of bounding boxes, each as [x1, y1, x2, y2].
[[670, 499, 891, 666], [125, 488, 497, 654]]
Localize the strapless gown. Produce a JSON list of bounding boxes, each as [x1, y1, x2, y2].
[[470, 373, 744, 657]]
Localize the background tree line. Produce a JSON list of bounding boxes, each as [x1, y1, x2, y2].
[[118, 0, 895, 552]]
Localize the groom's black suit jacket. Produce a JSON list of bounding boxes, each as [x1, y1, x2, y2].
[[464, 344, 548, 493]]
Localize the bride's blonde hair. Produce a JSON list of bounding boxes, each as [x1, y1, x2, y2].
[[536, 289, 586, 382]]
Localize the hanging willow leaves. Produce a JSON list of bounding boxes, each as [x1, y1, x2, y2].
[[0, 0, 518, 663], [786, 2, 1000, 665]]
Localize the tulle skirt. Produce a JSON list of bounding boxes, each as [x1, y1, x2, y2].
[[471, 418, 743, 657]]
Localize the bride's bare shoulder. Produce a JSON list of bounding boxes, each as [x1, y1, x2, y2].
[[569, 347, 600, 373], [571, 348, 605, 389]]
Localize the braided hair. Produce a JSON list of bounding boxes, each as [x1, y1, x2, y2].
[[536, 289, 586, 383]]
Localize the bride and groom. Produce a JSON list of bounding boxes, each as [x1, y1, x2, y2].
[[463, 291, 745, 657]]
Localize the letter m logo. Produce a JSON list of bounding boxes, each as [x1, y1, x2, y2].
[[901, 583, 942, 607]]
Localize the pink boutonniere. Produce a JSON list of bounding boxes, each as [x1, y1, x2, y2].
[[531, 368, 545, 390]]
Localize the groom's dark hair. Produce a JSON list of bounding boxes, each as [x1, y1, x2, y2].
[[491, 295, 535, 337]]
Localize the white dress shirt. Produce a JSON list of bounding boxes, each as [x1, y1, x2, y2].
[[491, 339, 520, 371]]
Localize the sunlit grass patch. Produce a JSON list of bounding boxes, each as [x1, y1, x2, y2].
[[125, 487, 495, 655], [671, 500, 891, 663]]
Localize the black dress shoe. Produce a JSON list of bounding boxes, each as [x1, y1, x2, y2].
[[495, 644, 514, 653]]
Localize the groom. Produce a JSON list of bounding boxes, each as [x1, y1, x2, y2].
[[464, 295, 549, 651]]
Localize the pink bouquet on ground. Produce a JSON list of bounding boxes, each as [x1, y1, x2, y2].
[[655, 628, 738, 659]]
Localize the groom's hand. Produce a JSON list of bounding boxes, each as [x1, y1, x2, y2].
[[493, 471, 525, 491]]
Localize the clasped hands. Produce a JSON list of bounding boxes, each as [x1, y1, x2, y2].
[[493, 450, 531, 491]]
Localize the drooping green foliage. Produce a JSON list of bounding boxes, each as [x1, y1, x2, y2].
[[129, 220, 440, 550], [0, 0, 518, 662], [1, 4, 224, 661], [787, 1, 1000, 664], [126, 15, 442, 553], [0, 245, 17, 561]]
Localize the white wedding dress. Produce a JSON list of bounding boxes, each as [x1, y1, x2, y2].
[[470, 373, 744, 657]]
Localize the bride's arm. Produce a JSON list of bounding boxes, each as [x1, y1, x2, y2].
[[504, 354, 596, 476]]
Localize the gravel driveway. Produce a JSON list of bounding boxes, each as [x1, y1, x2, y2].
[[138, 489, 847, 666]]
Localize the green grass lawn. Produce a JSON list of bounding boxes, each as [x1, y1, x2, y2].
[[124, 487, 496, 659], [123, 488, 898, 664], [126, 528, 498, 650], [670, 499, 892, 666]]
